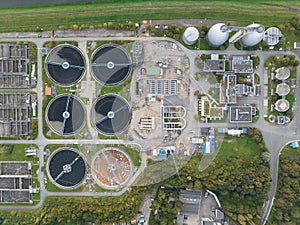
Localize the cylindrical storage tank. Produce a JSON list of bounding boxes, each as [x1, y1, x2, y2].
[[207, 23, 229, 47], [240, 24, 264, 47], [182, 27, 199, 45]]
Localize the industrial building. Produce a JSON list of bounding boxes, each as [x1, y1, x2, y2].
[[147, 79, 177, 95], [263, 27, 283, 46], [231, 55, 253, 73], [204, 60, 225, 72], [219, 73, 237, 104], [0, 44, 30, 88], [229, 106, 255, 123]]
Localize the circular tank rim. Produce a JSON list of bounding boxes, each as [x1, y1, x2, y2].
[[45, 94, 86, 136], [91, 147, 134, 190], [91, 93, 132, 136], [45, 43, 86, 87], [183, 27, 199, 42], [46, 147, 87, 190], [90, 43, 132, 86]]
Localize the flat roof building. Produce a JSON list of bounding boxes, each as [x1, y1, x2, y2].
[[229, 106, 253, 123], [231, 55, 253, 73], [204, 60, 225, 72], [294, 42, 300, 50], [220, 73, 237, 104], [179, 189, 201, 216], [263, 27, 283, 46], [146, 67, 161, 76]]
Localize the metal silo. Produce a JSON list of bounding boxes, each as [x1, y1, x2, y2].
[[240, 24, 264, 47], [182, 27, 199, 45], [207, 23, 229, 47]]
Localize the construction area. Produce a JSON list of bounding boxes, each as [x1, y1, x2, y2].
[[0, 93, 31, 137], [0, 162, 32, 203], [0, 44, 30, 88], [92, 148, 133, 190], [130, 40, 190, 142]]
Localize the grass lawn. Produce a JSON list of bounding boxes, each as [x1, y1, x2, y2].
[[0, 0, 298, 32], [123, 146, 141, 167], [0, 144, 39, 161], [217, 135, 261, 159]]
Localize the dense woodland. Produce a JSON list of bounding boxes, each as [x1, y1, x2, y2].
[[268, 148, 300, 224], [0, 188, 143, 225]]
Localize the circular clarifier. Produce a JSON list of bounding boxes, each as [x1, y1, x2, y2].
[[91, 94, 131, 136], [46, 94, 86, 136], [90, 44, 131, 86], [45, 44, 86, 86], [47, 148, 87, 190], [92, 147, 134, 190]]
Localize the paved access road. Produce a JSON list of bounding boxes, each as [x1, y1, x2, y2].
[[0, 31, 299, 225]]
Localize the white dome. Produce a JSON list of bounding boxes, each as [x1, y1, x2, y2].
[[207, 23, 229, 47], [182, 27, 199, 45], [241, 24, 264, 47]]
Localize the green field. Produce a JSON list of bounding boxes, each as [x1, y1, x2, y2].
[[0, 0, 298, 32], [218, 135, 261, 159]]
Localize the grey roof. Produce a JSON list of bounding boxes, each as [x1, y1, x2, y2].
[[179, 189, 201, 215], [229, 106, 253, 123], [263, 27, 283, 46], [181, 203, 199, 215], [176, 214, 184, 225], [232, 55, 253, 73], [215, 209, 224, 220], [204, 60, 225, 72]]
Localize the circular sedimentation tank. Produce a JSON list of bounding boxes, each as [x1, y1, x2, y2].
[[240, 24, 264, 47], [275, 99, 290, 112], [92, 147, 134, 190], [91, 94, 131, 136], [46, 94, 86, 136], [275, 67, 290, 80], [47, 148, 87, 189], [207, 23, 229, 47], [45, 44, 86, 86], [182, 27, 199, 45], [276, 83, 290, 96], [91, 44, 132, 86]]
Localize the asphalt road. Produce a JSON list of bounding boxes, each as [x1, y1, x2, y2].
[[0, 30, 298, 225]]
